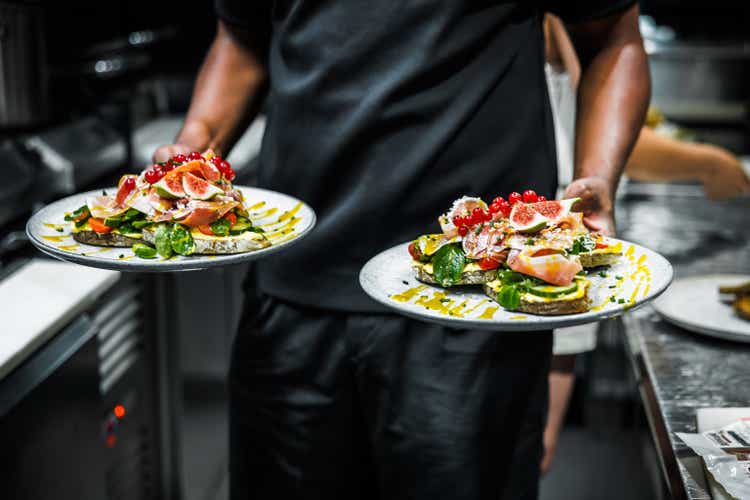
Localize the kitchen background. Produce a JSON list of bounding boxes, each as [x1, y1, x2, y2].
[[0, 1, 747, 499]]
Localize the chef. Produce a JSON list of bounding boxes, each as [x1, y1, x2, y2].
[[154, 1, 650, 498]]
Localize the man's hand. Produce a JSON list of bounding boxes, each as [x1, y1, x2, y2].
[[153, 144, 195, 164], [563, 176, 615, 236]]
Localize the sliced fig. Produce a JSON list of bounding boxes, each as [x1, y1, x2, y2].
[[182, 172, 224, 200], [154, 172, 186, 199], [509, 203, 549, 233]]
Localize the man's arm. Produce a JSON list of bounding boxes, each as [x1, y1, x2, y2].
[[153, 20, 269, 162], [562, 4, 650, 235]]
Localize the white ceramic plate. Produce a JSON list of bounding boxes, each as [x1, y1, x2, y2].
[[653, 274, 750, 342], [360, 239, 673, 331], [27, 186, 316, 272]]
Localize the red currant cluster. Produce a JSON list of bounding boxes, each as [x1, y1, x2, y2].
[[144, 152, 236, 184], [452, 190, 547, 236]]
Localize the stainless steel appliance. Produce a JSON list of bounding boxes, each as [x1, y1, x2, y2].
[[0, 274, 166, 499]]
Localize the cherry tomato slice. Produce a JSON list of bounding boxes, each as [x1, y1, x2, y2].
[[478, 257, 501, 270], [188, 151, 203, 161], [172, 154, 187, 164], [88, 218, 113, 233], [508, 192, 522, 205], [198, 225, 214, 236], [595, 242, 609, 249], [224, 212, 237, 227], [458, 226, 469, 237], [537, 195, 547, 202], [408, 242, 418, 259]]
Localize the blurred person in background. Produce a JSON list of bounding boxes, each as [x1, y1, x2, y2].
[[155, 2, 650, 499], [541, 11, 750, 475]]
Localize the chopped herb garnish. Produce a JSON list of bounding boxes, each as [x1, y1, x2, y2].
[[615, 275, 624, 280], [609, 296, 616, 303], [599, 271, 608, 278], [474, 225, 482, 234], [618, 298, 626, 304], [118, 254, 125, 258], [569, 235, 596, 255], [55, 227, 63, 232], [440, 298, 450, 303], [526, 238, 535, 245], [608, 285, 616, 289], [402, 280, 409, 285]]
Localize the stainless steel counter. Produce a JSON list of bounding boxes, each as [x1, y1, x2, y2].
[[616, 185, 750, 500]]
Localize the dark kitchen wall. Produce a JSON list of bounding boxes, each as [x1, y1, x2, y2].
[[641, 1, 749, 40], [42, 0, 215, 67]]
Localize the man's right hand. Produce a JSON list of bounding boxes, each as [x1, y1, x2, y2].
[[152, 144, 196, 164]]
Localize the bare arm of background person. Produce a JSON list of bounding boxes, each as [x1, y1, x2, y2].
[[626, 127, 750, 200], [152, 21, 268, 163]]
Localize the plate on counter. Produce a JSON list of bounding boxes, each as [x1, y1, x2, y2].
[[360, 239, 673, 332], [653, 274, 750, 343], [27, 186, 316, 272]]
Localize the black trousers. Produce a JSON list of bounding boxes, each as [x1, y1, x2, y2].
[[229, 293, 552, 500]]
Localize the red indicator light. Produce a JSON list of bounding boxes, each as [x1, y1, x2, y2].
[[114, 404, 126, 419], [106, 434, 117, 448]]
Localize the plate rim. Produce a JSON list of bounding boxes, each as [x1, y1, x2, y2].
[[359, 238, 674, 332], [653, 273, 750, 342], [26, 185, 316, 272]]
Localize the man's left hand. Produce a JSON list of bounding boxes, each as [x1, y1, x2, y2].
[[563, 176, 615, 236]]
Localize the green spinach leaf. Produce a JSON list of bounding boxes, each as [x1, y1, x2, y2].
[[431, 243, 466, 287]]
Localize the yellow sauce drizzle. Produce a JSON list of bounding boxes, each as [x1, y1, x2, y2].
[[415, 291, 453, 314], [265, 218, 302, 239], [448, 300, 469, 317], [58, 244, 80, 251], [42, 235, 68, 243], [391, 285, 428, 302], [478, 306, 499, 319], [277, 202, 303, 222], [625, 245, 635, 258], [43, 223, 66, 231], [270, 231, 300, 245], [247, 201, 266, 210], [254, 207, 279, 220], [119, 255, 135, 261], [509, 315, 528, 320], [463, 299, 488, 316]]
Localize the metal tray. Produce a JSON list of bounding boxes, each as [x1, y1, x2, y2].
[[27, 186, 316, 272]]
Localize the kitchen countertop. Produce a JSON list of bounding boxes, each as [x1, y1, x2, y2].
[[0, 258, 119, 381], [616, 185, 750, 500]]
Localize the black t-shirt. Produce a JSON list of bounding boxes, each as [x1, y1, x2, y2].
[[216, 0, 634, 313]]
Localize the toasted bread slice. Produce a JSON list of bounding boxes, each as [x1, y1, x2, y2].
[[412, 261, 496, 286], [141, 226, 270, 255], [579, 250, 622, 268], [72, 230, 142, 247], [483, 278, 590, 315]]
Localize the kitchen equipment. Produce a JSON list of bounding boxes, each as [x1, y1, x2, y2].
[[0, 260, 165, 499], [647, 41, 750, 123], [360, 239, 673, 331], [0, 2, 48, 128], [653, 274, 750, 342], [26, 186, 316, 271]]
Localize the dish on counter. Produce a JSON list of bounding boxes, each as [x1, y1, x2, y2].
[[653, 275, 750, 343], [407, 191, 623, 315]]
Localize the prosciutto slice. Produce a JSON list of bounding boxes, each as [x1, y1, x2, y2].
[[462, 223, 508, 260], [176, 199, 239, 227], [506, 248, 582, 286], [86, 195, 129, 219]]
